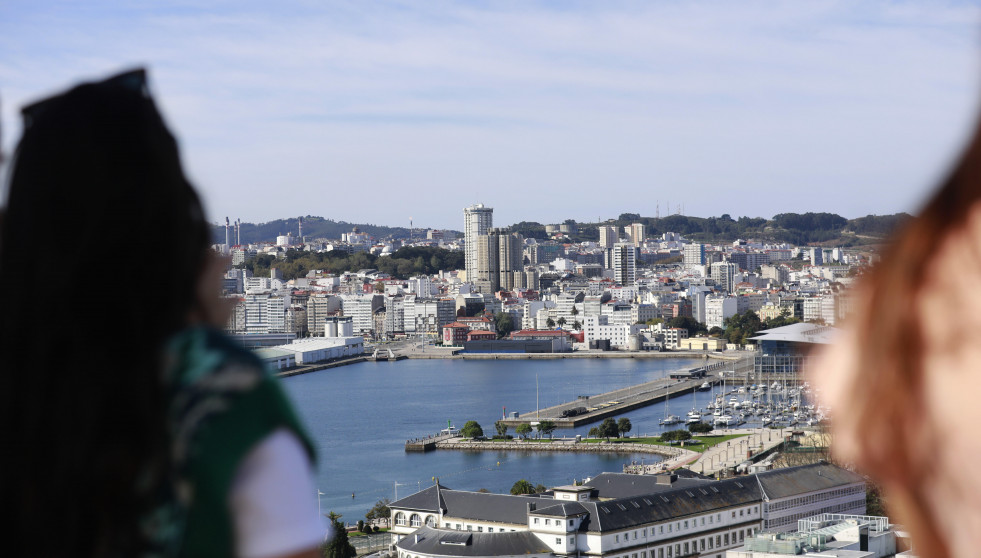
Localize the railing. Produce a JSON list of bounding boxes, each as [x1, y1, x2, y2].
[[349, 532, 391, 555]]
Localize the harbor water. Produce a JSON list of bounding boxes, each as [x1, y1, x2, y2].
[[282, 356, 731, 523]]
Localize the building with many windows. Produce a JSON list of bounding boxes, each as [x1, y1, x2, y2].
[[390, 464, 865, 558], [464, 204, 494, 280], [684, 244, 706, 266], [611, 243, 638, 286]]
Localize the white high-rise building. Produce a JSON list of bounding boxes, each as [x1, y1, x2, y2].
[[683, 243, 706, 266], [629, 223, 645, 246], [598, 225, 618, 249], [710, 261, 738, 294], [612, 242, 637, 286], [464, 204, 493, 280]]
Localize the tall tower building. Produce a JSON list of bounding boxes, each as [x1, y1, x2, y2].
[[683, 243, 706, 266], [464, 204, 493, 280], [598, 225, 618, 249], [629, 223, 646, 246], [612, 242, 637, 286], [475, 228, 523, 293], [710, 261, 738, 294]]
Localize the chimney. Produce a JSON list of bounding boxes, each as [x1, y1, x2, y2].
[[655, 474, 677, 485]]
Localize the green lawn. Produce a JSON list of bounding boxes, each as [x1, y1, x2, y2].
[[580, 434, 749, 453]]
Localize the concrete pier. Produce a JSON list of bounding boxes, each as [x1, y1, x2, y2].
[[498, 375, 717, 429]]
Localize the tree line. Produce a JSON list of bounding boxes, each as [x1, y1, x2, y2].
[[236, 246, 464, 281]]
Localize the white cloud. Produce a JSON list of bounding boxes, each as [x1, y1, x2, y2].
[[1, 1, 979, 228]]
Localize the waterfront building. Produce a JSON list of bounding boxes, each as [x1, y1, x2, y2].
[[341, 294, 384, 336], [270, 336, 364, 364], [442, 322, 470, 347], [464, 204, 494, 280], [749, 323, 837, 381], [307, 294, 342, 335], [582, 315, 642, 349], [404, 296, 456, 336], [390, 463, 865, 558], [245, 293, 290, 334]]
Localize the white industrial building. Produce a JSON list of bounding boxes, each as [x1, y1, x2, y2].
[[390, 464, 865, 558], [582, 315, 642, 349]]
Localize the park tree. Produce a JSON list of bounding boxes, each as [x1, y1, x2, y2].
[[557, 317, 567, 327], [495, 421, 509, 438], [599, 418, 619, 441], [617, 418, 632, 438], [364, 498, 391, 523], [322, 512, 356, 558], [573, 320, 582, 330], [571, 306, 579, 316], [495, 312, 515, 338], [535, 483, 547, 493], [461, 420, 484, 439], [537, 420, 557, 439], [588, 427, 600, 438], [511, 479, 535, 495], [516, 423, 533, 439], [659, 430, 692, 442], [688, 422, 713, 434], [546, 318, 556, 328]]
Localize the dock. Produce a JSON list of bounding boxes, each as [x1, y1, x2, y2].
[[498, 367, 731, 430], [405, 431, 459, 452]]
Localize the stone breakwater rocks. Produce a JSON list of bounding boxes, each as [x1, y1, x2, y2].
[[434, 439, 698, 461]]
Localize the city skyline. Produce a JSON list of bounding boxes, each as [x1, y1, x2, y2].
[[2, 2, 980, 229]]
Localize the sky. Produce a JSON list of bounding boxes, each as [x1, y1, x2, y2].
[[2, 1, 980, 231]]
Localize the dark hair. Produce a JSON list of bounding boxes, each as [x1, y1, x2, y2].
[[0, 69, 211, 556]]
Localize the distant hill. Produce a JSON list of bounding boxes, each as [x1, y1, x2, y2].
[[211, 215, 458, 245], [213, 212, 910, 247], [565, 212, 911, 246]]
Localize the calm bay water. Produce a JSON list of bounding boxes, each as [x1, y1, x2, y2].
[[281, 357, 706, 523]]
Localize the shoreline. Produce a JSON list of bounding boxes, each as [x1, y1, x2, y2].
[[404, 350, 747, 361], [275, 349, 749, 377], [434, 437, 692, 460]]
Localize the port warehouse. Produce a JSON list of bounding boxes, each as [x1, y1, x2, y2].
[[389, 462, 866, 558], [253, 336, 364, 370]]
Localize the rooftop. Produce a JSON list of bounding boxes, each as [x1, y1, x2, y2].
[[748, 323, 839, 345]]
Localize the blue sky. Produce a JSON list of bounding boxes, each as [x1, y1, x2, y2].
[[2, 1, 980, 230]]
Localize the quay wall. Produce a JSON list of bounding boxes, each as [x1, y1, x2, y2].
[[275, 356, 367, 378], [434, 439, 687, 459], [405, 351, 748, 361]]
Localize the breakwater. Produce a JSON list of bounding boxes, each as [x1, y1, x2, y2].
[[434, 438, 689, 460]]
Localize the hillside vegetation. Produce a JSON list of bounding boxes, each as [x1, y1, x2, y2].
[[215, 212, 909, 247]]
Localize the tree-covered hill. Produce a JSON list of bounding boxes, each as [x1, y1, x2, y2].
[[215, 212, 910, 247], [211, 215, 458, 245], [237, 246, 465, 280]]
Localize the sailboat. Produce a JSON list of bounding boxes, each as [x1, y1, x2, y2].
[[685, 386, 701, 424], [659, 381, 681, 425]]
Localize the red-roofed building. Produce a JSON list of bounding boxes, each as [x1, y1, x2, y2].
[[457, 316, 496, 332], [442, 322, 471, 346], [466, 330, 497, 342]]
